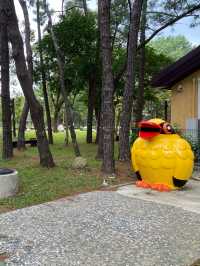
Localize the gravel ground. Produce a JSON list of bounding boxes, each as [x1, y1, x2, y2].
[[0, 191, 200, 266]]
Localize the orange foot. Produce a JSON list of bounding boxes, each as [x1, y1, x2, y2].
[[136, 180, 151, 189], [150, 183, 171, 192]]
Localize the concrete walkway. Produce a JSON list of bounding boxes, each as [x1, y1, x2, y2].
[[117, 179, 200, 214], [0, 182, 200, 265]]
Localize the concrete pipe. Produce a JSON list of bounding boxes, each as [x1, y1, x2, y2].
[[0, 169, 19, 199]]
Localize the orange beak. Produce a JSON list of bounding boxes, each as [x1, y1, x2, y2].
[[139, 121, 161, 139]]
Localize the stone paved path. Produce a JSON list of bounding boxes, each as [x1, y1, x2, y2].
[[0, 186, 200, 265]]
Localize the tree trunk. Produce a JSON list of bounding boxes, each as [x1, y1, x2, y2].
[[18, 0, 33, 79], [83, 0, 88, 15], [17, 0, 32, 150], [0, 22, 13, 159], [44, 0, 81, 157], [64, 110, 69, 146], [36, 0, 53, 145], [135, 0, 147, 123], [53, 100, 63, 132], [61, 0, 65, 16], [99, 0, 115, 175], [11, 99, 16, 137], [17, 100, 29, 149], [115, 108, 121, 140], [86, 73, 96, 143], [17, 100, 29, 150], [51, 93, 63, 133], [96, 108, 103, 159], [118, 0, 143, 161], [94, 5, 101, 146], [95, 107, 100, 144], [3, 0, 55, 167], [53, 107, 59, 132]]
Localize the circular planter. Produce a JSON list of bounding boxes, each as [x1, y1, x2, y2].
[[0, 169, 19, 199]]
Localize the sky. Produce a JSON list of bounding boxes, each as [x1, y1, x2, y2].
[[14, 0, 200, 45], [15, 0, 97, 26], [162, 17, 200, 45]]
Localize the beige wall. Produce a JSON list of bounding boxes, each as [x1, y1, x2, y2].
[[171, 69, 200, 129]]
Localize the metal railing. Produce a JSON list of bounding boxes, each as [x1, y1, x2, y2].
[[179, 129, 200, 171]]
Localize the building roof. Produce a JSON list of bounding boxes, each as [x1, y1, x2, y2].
[[151, 45, 200, 89]]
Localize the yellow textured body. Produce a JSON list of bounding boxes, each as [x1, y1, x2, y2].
[[131, 134, 194, 189]]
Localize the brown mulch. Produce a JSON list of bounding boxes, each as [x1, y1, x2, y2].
[[0, 253, 9, 261], [0, 207, 14, 214], [190, 259, 200, 266]]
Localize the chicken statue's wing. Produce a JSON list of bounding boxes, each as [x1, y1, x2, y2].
[[174, 138, 194, 183]]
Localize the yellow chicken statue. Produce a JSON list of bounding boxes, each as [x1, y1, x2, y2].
[[131, 118, 194, 191]]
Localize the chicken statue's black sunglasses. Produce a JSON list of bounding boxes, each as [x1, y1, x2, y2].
[[140, 123, 175, 134]]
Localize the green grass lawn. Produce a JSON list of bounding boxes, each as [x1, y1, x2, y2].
[[0, 130, 132, 212]]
